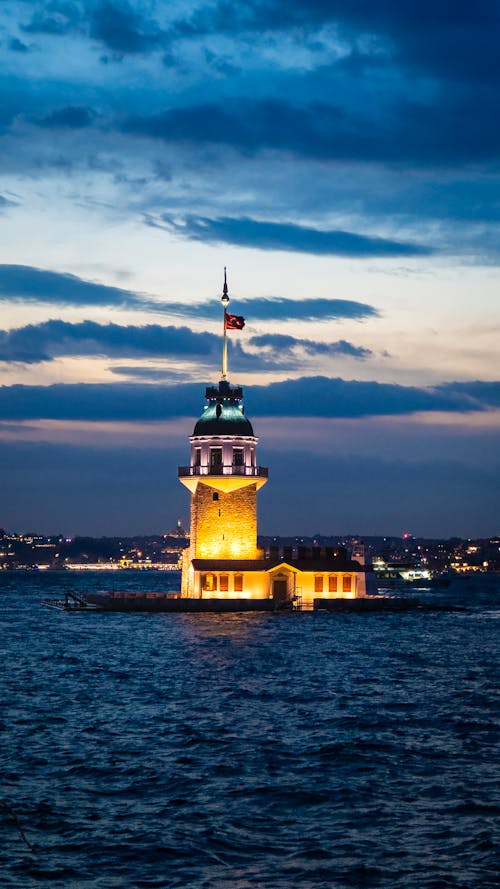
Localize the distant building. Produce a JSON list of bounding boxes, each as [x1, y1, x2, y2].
[[178, 273, 374, 609]]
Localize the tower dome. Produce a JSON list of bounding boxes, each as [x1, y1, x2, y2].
[[193, 381, 254, 436]]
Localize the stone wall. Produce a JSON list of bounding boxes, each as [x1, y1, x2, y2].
[[190, 481, 258, 560]]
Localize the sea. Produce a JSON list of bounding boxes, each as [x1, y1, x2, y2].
[[1, 571, 498, 889]]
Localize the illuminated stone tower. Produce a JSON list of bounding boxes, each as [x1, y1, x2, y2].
[[178, 272, 268, 598], [177, 272, 373, 606]]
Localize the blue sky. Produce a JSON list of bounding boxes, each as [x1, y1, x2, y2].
[[0, 1, 499, 536]]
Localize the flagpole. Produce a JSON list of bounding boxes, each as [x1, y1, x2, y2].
[[221, 267, 229, 381]]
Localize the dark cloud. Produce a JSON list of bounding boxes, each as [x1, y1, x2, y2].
[[437, 380, 500, 409], [231, 297, 377, 322], [1, 376, 499, 423], [0, 265, 377, 321], [0, 320, 220, 364], [315, 0, 500, 85], [248, 376, 498, 419], [124, 94, 500, 167], [9, 37, 30, 52], [0, 382, 201, 422], [0, 264, 146, 309], [90, 1, 163, 54], [0, 320, 357, 372], [163, 215, 431, 258], [249, 333, 372, 359], [175, 1, 500, 85], [36, 105, 95, 129]]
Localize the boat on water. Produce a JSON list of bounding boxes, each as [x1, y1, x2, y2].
[[372, 559, 452, 590]]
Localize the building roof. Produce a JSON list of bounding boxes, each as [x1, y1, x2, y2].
[[193, 402, 254, 436], [192, 559, 266, 572], [191, 557, 367, 573]]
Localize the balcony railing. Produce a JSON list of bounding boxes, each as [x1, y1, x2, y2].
[[178, 465, 268, 478]]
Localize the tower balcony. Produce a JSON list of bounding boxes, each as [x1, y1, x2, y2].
[[179, 464, 268, 479], [178, 464, 268, 493]]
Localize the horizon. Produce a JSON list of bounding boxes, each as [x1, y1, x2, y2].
[[3, 526, 499, 544]]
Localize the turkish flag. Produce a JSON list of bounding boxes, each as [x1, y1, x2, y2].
[[225, 313, 245, 330]]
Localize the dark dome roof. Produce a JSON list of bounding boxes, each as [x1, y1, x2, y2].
[[193, 403, 254, 436]]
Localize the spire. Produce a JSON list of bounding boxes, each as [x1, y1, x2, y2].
[[221, 266, 229, 381]]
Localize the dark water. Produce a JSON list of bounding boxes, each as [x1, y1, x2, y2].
[[1, 572, 498, 889]]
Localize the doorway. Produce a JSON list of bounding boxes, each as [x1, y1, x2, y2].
[[272, 579, 288, 602]]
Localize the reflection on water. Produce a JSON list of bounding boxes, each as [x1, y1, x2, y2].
[[0, 571, 499, 889]]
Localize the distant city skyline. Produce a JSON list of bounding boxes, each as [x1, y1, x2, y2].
[[0, 2, 499, 535]]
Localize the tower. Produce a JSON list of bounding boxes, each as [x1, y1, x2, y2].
[[178, 272, 268, 598], [177, 271, 373, 607]]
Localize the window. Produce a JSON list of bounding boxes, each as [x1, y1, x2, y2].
[[328, 575, 337, 593], [212, 492, 219, 501], [233, 448, 244, 467], [234, 574, 243, 592], [343, 575, 352, 593], [314, 575, 324, 593], [219, 575, 229, 592], [201, 573, 217, 592], [194, 448, 201, 467], [209, 448, 222, 472]]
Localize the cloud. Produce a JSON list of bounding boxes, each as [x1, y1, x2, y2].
[[172, 1, 500, 87], [0, 265, 377, 321], [0, 195, 17, 210], [123, 92, 500, 168], [9, 37, 30, 53], [0, 320, 356, 372], [162, 215, 431, 258], [0, 264, 146, 310], [1, 376, 499, 423], [0, 320, 220, 364], [437, 380, 500, 409], [248, 376, 499, 419], [22, 1, 82, 36], [249, 333, 372, 359], [36, 105, 95, 128], [109, 366, 189, 382], [90, 1, 163, 54], [232, 297, 377, 322]]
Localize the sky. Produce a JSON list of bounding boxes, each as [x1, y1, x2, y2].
[[0, 0, 499, 537]]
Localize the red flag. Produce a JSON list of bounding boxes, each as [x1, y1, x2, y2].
[[225, 312, 245, 330]]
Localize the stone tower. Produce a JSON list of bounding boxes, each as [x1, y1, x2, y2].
[[178, 274, 268, 598]]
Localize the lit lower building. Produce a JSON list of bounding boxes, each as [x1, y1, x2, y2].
[[178, 273, 374, 609]]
